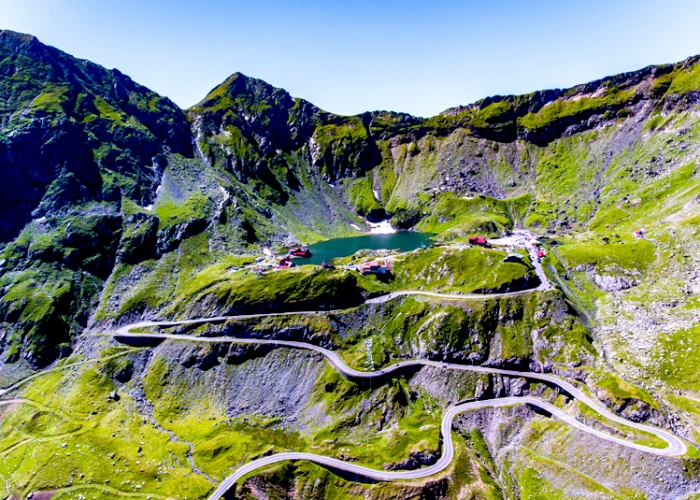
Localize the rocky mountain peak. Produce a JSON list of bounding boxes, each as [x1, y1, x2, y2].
[[0, 29, 39, 49], [189, 71, 321, 160], [0, 30, 193, 242], [194, 71, 293, 109]]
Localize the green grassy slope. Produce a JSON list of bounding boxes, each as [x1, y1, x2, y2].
[[2, 30, 700, 500]]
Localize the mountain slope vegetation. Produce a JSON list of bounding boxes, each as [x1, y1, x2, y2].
[[1, 29, 700, 499]]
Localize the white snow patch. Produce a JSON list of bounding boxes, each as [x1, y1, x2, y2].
[[372, 187, 381, 202], [34, 216, 46, 223], [489, 235, 521, 246], [570, 88, 604, 103], [368, 220, 396, 234], [144, 205, 153, 211], [350, 224, 363, 231]]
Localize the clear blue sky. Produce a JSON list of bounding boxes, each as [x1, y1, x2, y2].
[[3, 0, 700, 116]]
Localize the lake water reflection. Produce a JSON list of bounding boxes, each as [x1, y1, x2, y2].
[[300, 232, 433, 266]]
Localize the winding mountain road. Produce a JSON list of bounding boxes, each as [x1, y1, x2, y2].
[[205, 396, 681, 500], [112, 328, 686, 458], [104, 237, 686, 498], [1, 233, 687, 499], [111, 315, 687, 499]]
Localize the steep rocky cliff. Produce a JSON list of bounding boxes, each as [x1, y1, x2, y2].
[[0, 30, 192, 237], [0, 30, 194, 368]]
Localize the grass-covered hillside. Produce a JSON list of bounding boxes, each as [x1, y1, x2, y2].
[[2, 28, 700, 499]]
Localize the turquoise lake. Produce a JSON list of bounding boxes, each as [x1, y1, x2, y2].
[[299, 232, 433, 266]]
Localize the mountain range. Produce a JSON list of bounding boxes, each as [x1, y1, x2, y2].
[[1, 29, 700, 499]]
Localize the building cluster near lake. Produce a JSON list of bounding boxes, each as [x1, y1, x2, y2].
[[255, 231, 545, 279], [359, 261, 391, 275]]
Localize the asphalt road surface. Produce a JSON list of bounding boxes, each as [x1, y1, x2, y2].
[[110, 323, 687, 500], [204, 395, 684, 500], [1, 233, 687, 499]]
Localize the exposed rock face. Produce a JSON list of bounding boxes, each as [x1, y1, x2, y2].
[[192, 72, 317, 156], [239, 471, 450, 500], [0, 30, 192, 242], [374, 57, 698, 147], [0, 30, 196, 365], [148, 342, 328, 426], [327, 293, 594, 373], [189, 73, 381, 187], [117, 213, 160, 264], [592, 272, 639, 292], [1, 31, 698, 365], [0, 119, 103, 240], [384, 450, 439, 471]]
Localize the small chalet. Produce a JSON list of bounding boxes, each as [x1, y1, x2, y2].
[[278, 258, 295, 269], [468, 236, 490, 248], [360, 261, 389, 275], [290, 247, 312, 258]]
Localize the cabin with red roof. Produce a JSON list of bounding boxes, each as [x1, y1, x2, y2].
[[278, 258, 295, 269], [469, 236, 490, 248], [290, 247, 311, 258]]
